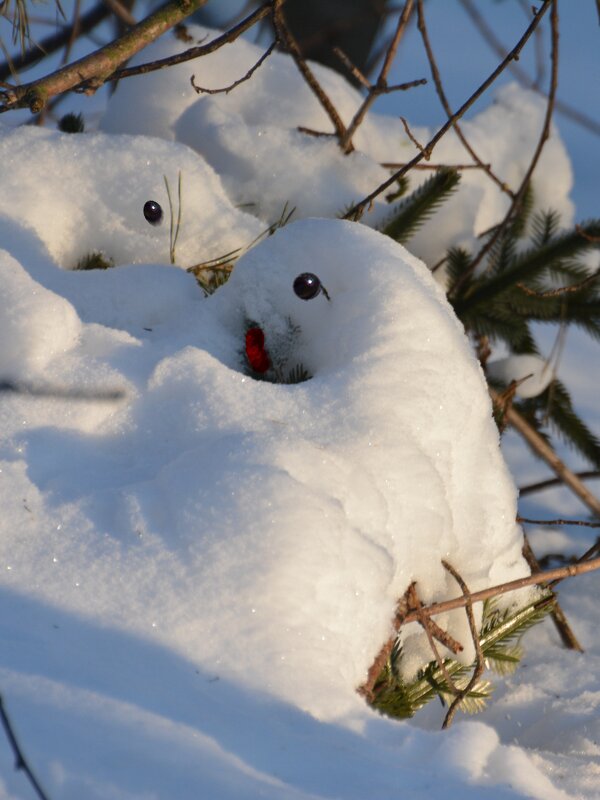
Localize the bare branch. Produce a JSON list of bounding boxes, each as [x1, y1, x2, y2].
[[0, 1, 112, 82], [343, 0, 554, 221], [272, 0, 349, 146], [416, 0, 514, 198], [191, 37, 277, 96], [518, 516, 600, 528], [521, 535, 584, 652], [339, 0, 418, 153], [519, 470, 600, 496], [402, 556, 600, 625], [490, 387, 600, 518], [113, 3, 271, 80], [0, 0, 211, 113], [459, 0, 600, 137], [441, 561, 486, 729]]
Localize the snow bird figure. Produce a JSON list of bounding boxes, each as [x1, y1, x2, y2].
[[173, 217, 533, 720]]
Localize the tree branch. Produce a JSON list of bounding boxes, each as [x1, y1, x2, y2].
[[343, 0, 553, 221], [0, 0, 209, 113]]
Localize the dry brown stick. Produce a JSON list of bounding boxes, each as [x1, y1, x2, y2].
[[339, 0, 417, 153], [441, 561, 486, 729], [343, 0, 553, 221], [520, 471, 600, 497], [271, 0, 349, 146], [381, 161, 492, 171], [521, 536, 583, 651], [408, 583, 462, 699], [490, 387, 600, 518], [191, 38, 277, 96], [458, 0, 600, 137], [518, 516, 600, 528], [450, 0, 560, 297], [402, 557, 600, 624], [416, 0, 514, 198]]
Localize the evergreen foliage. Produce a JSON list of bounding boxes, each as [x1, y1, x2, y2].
[[369, 592, 555, 721], [379, 167, 461, 244], [59, 112, 85, 133]]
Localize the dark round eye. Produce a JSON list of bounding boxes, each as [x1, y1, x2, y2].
[[143, 200, 163, 226], [293, 273, 322, 301]]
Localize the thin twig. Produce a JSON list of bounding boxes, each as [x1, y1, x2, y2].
[[519, 470, 600, 496], [400, 115, 429, 157], [343, 0, 553, 221], [408, 583, 462, 698], [518, 516, 600, 528], [191, 38, 276, 95], [441, 561, 486, 728], [516, 269, 600, 297], [458, 0, 600, 137], [416, 0, 514, 198], [381, 161, 492, 171], [521, 536, 583, 651], [113, 4, 271, 80], [339, 0, 417, 152], [0, 693, 51, 800], [272, 0, 349, 146], [0, 0, 273, 112], [402, 556, 600, 624], [489, 387, 600, 518], [101, 0, 136, 28]]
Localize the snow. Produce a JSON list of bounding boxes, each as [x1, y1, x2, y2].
[[0, 17, 599, 800], [101, 26, 573, 266]]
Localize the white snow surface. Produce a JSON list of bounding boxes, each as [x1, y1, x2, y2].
[[0, 24, 598, 800], [101, 25, 574, 266]]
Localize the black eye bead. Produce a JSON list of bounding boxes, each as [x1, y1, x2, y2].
[[293, 272, 322, 301], [143, 200, 163, 226]]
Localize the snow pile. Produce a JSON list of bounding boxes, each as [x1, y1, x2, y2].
[[101, 25, 574, 265], [0, 123, 262, 271], [0, 211, 531, 722]]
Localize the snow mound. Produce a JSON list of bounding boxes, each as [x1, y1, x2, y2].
[[0, 123, 262, 271], [0, 218, 529, 723], [101, 26, 573, 265]]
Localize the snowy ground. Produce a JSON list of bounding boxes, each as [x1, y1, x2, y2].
[[1, 13, 600, 800]]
